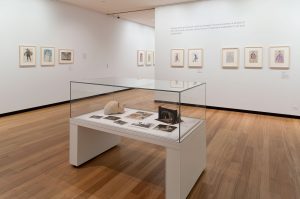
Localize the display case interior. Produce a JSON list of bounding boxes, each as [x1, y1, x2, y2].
[[70, 77, 206, 143]]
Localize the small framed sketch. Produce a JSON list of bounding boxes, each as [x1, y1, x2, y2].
[[244, 47, 263, 68], [59, 49, 74, 64], [137, 50, 145, 66], [41, 47, 55, 66], [269, 46, 290, 69], [171, 49, 184, 67], [188, 49, 203, 68], [222, 48, 239, 68], [170, 80, 184, 88], [19, 46, 36, 66], [146, 51, 153, 66]]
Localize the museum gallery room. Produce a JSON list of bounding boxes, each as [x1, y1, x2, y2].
[[1, 0, 300, 198]]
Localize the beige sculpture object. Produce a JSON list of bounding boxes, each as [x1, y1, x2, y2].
[[104, 100, 125, 115]]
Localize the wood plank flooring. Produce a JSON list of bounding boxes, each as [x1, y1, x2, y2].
[[0, 89, 300, 199]]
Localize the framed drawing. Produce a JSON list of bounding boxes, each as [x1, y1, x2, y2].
[[244, 47, 263, 68], [59, 49, 74, 64], [188, 49, 203, 68], [146, 51, 153, 66], [137, 50, 145, 66], [269, 46, 290, 69], [222, 48, 239, 68], [170, 80, 184, 88], [19, 46, 36, 66], [41, 47, 55, 66], [171, 49, 184, 67]]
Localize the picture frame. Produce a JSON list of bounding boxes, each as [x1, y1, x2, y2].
[[59, 49, 74, 64], [170, 80, 184, 88], [244, 47, 263, 68], [222, 48, 239, 68], [171, 49, 184, 67], [41, 47, 55, 66], [188, 49, 203, 68], [146, 51, 153, 66], [137, 50, 145, 66], [157, 106, 181, 124], [19, 45, 36, 66], [269, 46, 290, 69]]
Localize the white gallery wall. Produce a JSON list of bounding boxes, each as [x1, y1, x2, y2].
[[155, 0, 300, 116], [0, 0, 154, 114]]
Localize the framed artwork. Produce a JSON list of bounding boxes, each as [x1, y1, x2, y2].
[[171, 49, 184, 67], [170, 80, 184, 88], [146, 51, 153, 66], [222, 48, 239, 68], [188, 49, 203, 68], [269, 46, 290, 69], [59, 49, 74, 64], [19, 46, 36, 66], [137, 50, 145, 66], [244, 47, 263, 68], [41, 47, 55, 66]]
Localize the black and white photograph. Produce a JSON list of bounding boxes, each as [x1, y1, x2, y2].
[[131, 122, 155, 129], [89, 115, 103, 119], [126, 111, 153, 120], [154, 124, 177, 133], [103, 116, 121, 121], [114, 120, 127, 125], [59, 49, 74, 64]]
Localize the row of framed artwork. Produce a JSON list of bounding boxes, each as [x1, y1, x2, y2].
[[19, 45, 74, 66], [171, 46, 290, 69], [137, 50, 155, 66]]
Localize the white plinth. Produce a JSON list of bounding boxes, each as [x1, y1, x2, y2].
[[69, 108, 206, 199]]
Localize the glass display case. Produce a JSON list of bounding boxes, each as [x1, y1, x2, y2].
[[70, 77, 206, 143], [69, 77, 207, 199]]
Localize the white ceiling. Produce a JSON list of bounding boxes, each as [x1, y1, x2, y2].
[[59, 0, 198, 27]]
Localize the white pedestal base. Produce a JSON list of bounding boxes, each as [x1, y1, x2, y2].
[[69, 124, 121, 166], [69, 120, 206, 199]]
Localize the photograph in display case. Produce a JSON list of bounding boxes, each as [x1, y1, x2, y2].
[[41, 47, 55, 66], [269, 46, 290, 69], [137, 50, 145, 66], [222, 48, 239, 68], [90, 115, 103, 119], [171, 49, 184, 67], [19, 45, 36, 66], [131, 122, 155, 129], [157, 106, 181, 124], [59, 49, 74, 64], [245, 47, 263, 68], [104, 116, 121, 121], [126, 111, 153, 120], [114, 120, 127, 125], [154, 124, 177, 133], [146, 51, 153, 66], [188, 49, 203, 68]]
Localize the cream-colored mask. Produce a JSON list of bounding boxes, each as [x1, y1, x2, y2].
[[104, 100, 125, 115]]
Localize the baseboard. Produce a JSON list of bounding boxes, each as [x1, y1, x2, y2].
[[0, 100, 70, 117], [1, 94, 299, 119], [0, 89, 130, 117], [154, 100, 300, 119]]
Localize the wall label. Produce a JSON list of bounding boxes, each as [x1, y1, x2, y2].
[[170, 21, 246, 35]]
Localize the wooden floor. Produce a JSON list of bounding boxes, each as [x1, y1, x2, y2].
[[0, 90, 300, 199]]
